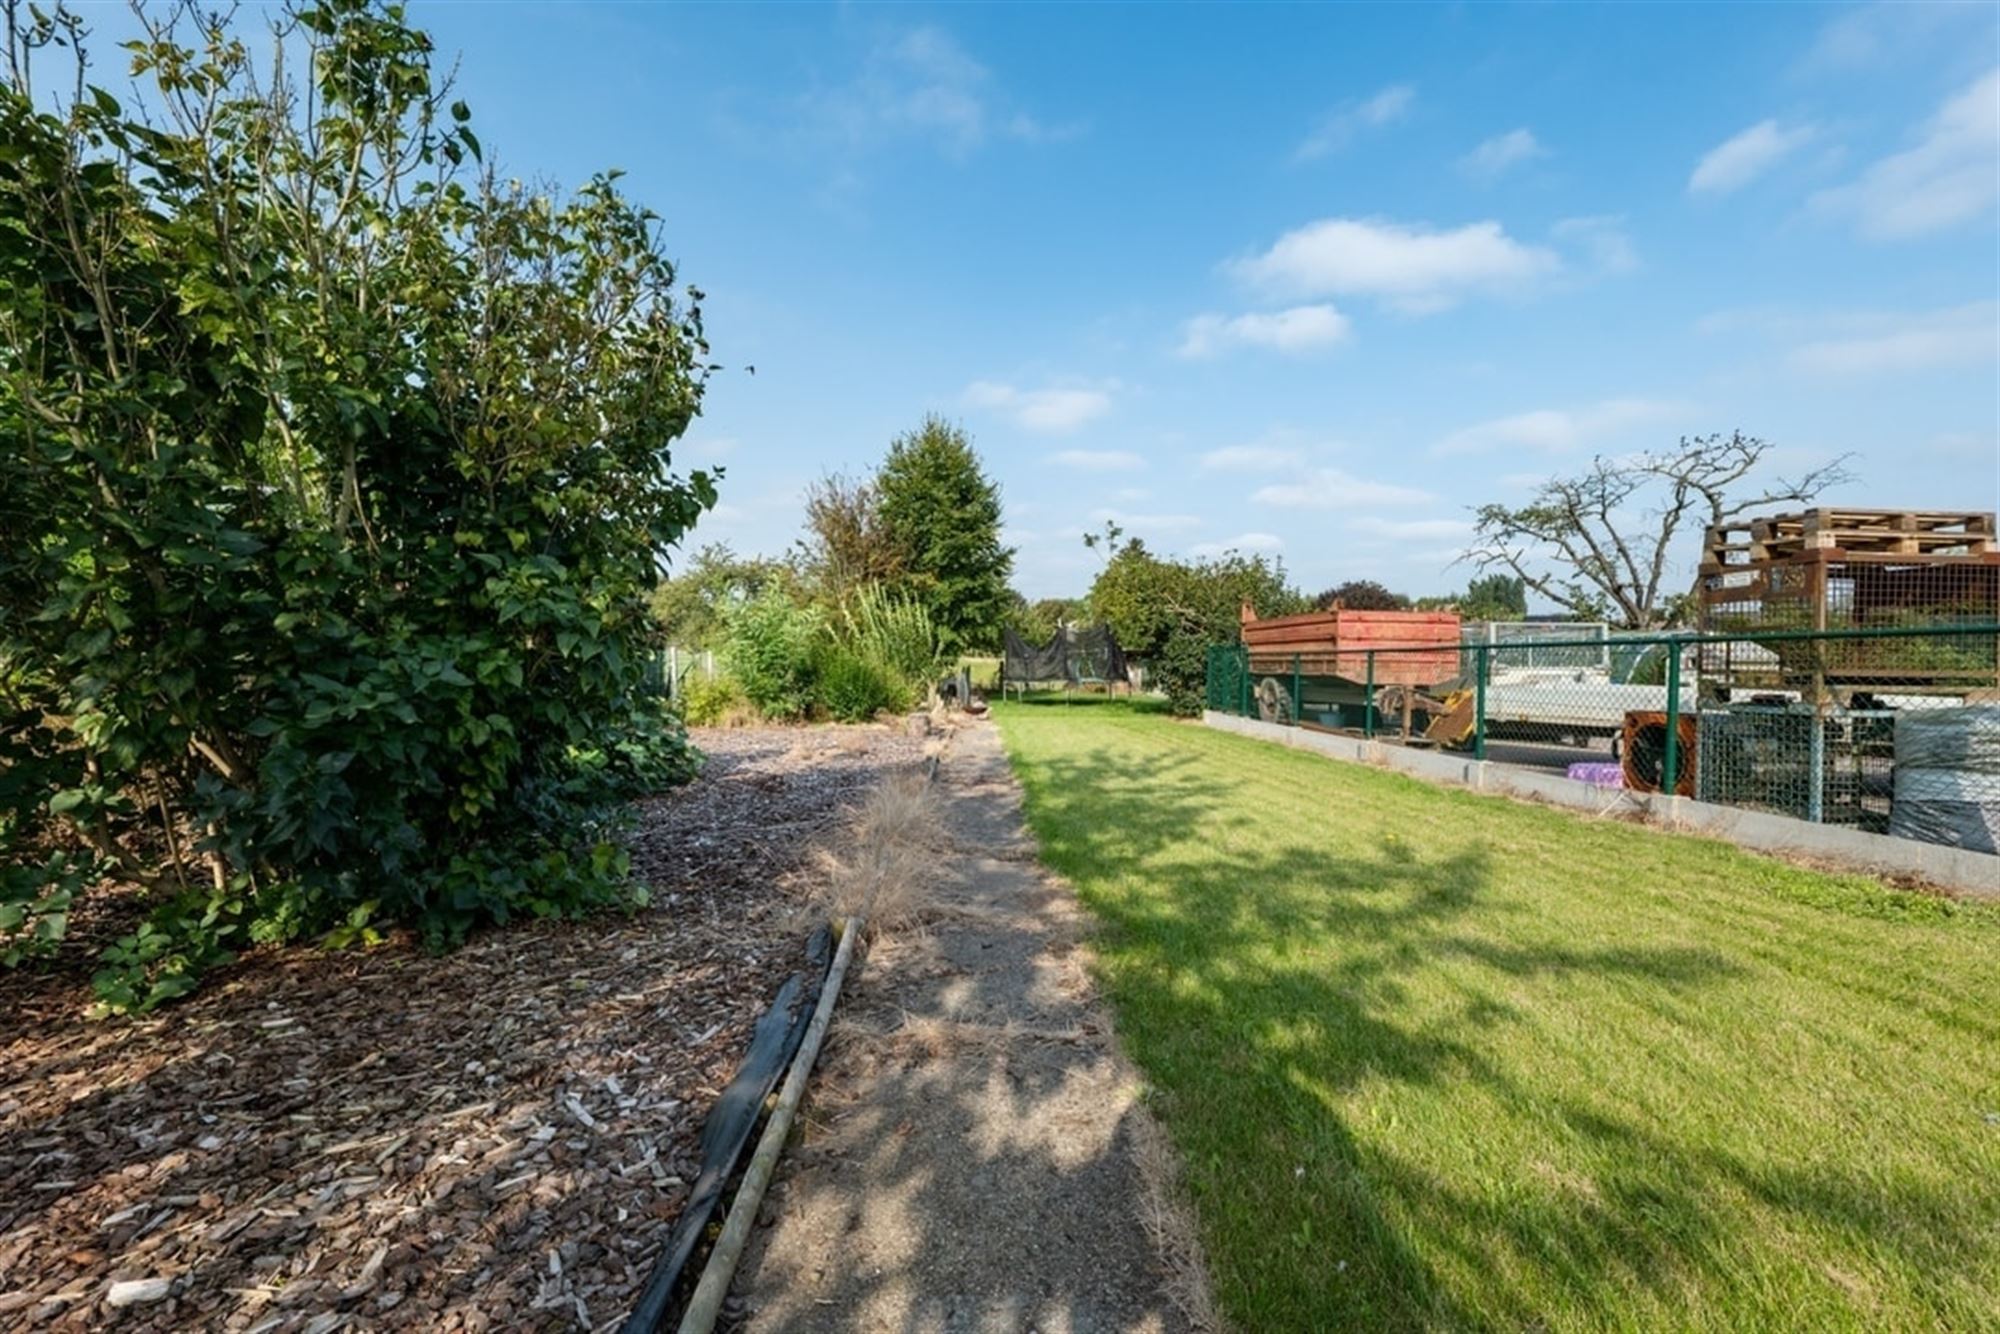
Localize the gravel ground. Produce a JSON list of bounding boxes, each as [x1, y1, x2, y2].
[[733, 720, 1216, 1333], [0, 725, 923, 1333]]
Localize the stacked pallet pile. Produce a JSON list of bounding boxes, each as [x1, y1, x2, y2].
[[1702, 509, 1996, 569], [1696, 507, 1999, 695]]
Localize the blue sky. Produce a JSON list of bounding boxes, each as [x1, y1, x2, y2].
[[110, 1, 2000, 599]]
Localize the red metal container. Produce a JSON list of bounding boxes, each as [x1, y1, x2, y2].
[[1239, 604, 1461, 688]]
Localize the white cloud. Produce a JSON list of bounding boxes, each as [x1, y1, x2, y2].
[[1436, 398, 1683, 456], [1197, 444, 1307, 472], [965, 380, 1113, 433], [1177, 304, 1351, 358], [1001, 110, 1080, 144], [1788, 302, 1998, 375], [1294, 85, 1414, 161], [1459, 128, 1546, 180], [1552, 215, 1639, 275], [685, 477, 812, 555], [1688, 120, 1816, 194], [1251, 469, 1433, 509], [1349, 516, 1476, 541], [882, 28, 987, 150], [810, 26, 1069, 159], [1190, 532, 1285, 557], [1229, 217, 1559, 314], [1800, 2, 1978, 74], [1089, 507, 1203, 533], [1048, 448, 1143, 472], [1813, 69, 1998, 239]]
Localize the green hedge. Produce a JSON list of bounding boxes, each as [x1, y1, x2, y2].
[[0, 2, 713, 1011]]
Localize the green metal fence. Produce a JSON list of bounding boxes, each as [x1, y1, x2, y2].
[[1205, 623, 2000, 853]]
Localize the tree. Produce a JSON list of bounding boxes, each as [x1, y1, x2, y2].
[[796, 472, 905, 602], [874, 416, 1014, 655], [1459, 574, 1528, 621], [0, 1, 714, 1009], [1004, 593, 1087, 645], [1461, 433, 1852, 629], [651, 544, 789, 646], [1086, 526, 1305, 714], [1313, 580, 1409, 612]]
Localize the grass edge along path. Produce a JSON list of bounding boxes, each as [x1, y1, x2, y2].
[[992, 698, 2000, 1332]]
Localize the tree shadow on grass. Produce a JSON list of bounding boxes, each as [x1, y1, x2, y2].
[[992, 712, 1988, 1329]]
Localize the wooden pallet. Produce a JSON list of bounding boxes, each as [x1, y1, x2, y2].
[[1700, 548, 2000, 585], [1703, 509, 1995, 568]]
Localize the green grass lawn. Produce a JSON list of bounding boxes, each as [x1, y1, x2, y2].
[[992, 698, 2000, 1332]]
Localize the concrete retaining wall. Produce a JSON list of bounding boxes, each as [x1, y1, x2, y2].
[[1203, 710, 2000, 899]]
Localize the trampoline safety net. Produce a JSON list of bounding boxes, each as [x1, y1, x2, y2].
[[1002, 624, 1131, 688]]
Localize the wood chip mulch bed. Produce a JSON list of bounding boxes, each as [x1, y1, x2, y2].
[[0, 725, 923, 1333]]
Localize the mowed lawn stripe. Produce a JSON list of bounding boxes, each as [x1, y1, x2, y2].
[[993, 699, 2000, 1332]]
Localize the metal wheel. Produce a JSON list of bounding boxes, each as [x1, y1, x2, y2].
[[1256, 677, 1293, 724]]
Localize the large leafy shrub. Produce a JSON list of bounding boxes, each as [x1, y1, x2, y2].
[[650, 543, 792, 647], [678, 673, 752, 728], [707, 584, 937, 724], [813, 646, 906, 723], [0, 1, 714, 1009], [839, 584, 946, 700], [724, 589, 824, 721], [1087, 529, 1306, 715]]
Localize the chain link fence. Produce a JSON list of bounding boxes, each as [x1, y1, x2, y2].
[[641, 646, 716, 702], [1205, 623, 2000, 855], [1457, 621, 1674, 685]]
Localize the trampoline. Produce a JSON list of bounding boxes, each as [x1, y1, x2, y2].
[[1001, 624, 1133, 702]]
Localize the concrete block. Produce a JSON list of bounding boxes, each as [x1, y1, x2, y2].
[[1201, 711, 1999, 898]]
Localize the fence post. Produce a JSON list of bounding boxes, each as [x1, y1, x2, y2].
[[1364, 651, 1375, 739], [1239, 646, 1251, 717], [1663, 638, 1682, 796], [667, 645, 679, 702], [1290, 653, 1301, 726], [1473, 644, 1488, 761], [1806, 711, 1826, 823]]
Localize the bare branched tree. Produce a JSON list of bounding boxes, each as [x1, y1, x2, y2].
[[796, 471, 906, 600], [1459, 432, 1854, 628]]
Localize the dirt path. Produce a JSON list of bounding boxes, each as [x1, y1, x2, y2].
[[733, 720, 1212, 1334]]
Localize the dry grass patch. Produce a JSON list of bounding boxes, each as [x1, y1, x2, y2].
[[813, 770, 950, 931], [1133, 1106, 1227, 1334]]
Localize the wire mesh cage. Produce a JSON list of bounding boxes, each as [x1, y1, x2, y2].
[[1694, 704, 1903, 829], [1461, 621, 1610, 674], [1698, 508, 2000, 699]]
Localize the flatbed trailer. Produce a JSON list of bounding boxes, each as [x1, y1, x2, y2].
[[1240, 603, 1462, 734], [1470, 669, 1695, 749]]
